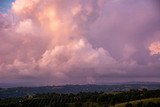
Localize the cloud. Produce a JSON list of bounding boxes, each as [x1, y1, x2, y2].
[[16, 19, 36, 35], [149, 41, 160, 55], [1, 0, 117, 85], [0, 0, 160, 85]]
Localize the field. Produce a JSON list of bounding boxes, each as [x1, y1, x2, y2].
[[111, 97, 160, 107]]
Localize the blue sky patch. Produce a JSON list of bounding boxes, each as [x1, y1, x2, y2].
[[0, 0, 15, 13]]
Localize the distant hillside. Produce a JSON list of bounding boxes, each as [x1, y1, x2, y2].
[[0, 83, 160, 99], [1, 89, 160, 107]]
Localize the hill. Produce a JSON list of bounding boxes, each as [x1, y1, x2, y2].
[[0, 89, 160, 107], [111, 97, 160, 107], [0, 83, 160, 99]]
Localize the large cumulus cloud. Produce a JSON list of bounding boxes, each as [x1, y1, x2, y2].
[[0, 0, 160, 86]]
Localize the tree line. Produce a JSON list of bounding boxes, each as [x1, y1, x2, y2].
[[0, 89, 160, 107]]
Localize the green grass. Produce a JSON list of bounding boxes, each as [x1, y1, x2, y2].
[[110, 97, 160, 107], [67, 102, 104, 107]]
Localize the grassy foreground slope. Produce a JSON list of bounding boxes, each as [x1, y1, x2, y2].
[[111, 97, 160, 107]]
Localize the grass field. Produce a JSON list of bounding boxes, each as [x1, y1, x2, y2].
[[110, 97, 160, 107], [67, 102, 104, 107]]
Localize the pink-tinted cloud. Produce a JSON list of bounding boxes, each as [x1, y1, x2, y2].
[[1, 0, 116, 85], [149, 41, 160, 55], [0, 0, 160, 86]]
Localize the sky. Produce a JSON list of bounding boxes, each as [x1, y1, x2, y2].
[[0, 0, 14, 13], [0, 0, 160, 86]]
